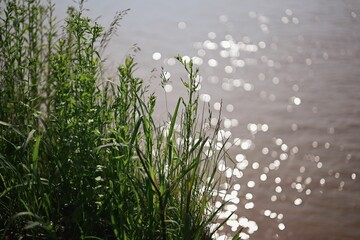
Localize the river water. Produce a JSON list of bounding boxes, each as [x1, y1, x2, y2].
[[55, 1, 360, 239]]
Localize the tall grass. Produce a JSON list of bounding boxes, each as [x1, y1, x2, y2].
[[0, 0, 240, 239]]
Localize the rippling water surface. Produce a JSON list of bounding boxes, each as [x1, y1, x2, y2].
[[57, 1, 360, 239]]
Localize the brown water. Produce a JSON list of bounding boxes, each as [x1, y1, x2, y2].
[[56, 1, 360, 239]]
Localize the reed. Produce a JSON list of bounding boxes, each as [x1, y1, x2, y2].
[[0, 0, 240, 239]]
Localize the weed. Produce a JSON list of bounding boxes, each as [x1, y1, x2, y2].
[[0, 1, 240, 239]]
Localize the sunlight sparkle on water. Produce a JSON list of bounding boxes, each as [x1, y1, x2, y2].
[[222, 82, 233, 91], [260, 174, 267, 181], [151, 7, 360, 239], [294, 198, 303, 206], [280, 153, 288, 160], [226, 104, 234, 112], [317, 162, 323, 169], [218, 160, 226, 172], [220, 50, 229, 58], [167, 58, 176, 66], [231, 119, 239, 127], [248, 11, 257, 19], [241, 139, 252, 150], [152, 52, 161, 60], [291, 123, 298, 131], [252, 162, 260, 169], [281, 16, 289, 24], [214, 102, 221, 111], [262, 147, 269, 155], [247, 181, 255, 188], [260, 24, 269, 33], [234, 59, 245, 67], [164, 84, 173, 93], [237, 161, 248, 171], [261, 124, 269, 132], [245, 202, 254, 209], [210, 118, 218, 126], [247, 123, 258, 133], [225, 65, 234, 73], [292, 84, 299, 92], [163, 71, 171, 80], [192, 56, 203, 65], [198, 49, 206, 57], [258, 41, 266, 49], [292, 96, 302, 105], [204, 40, 218, 50], [305, 58, 312, 66], [182, 55, 191, 63], [275, 177, 282, 184], [208, 59, 218, 67], [243, 83, 254, 91], [200, 94, 211, 102], [246, 193, 253, 200], [208, 31, 216, 39], [296, 176, 302, 182], [292, 17, 300, 24], [236, 154, 245, 162], [216, 142, 223, 150], [264, 210, 271, 217], [352, 173, 357, 180], [281, 144, 288, 152], [270, 212, 277, 219], [291, 146, 299, 154], [178, 21, 186, 29], [220, 40, 231, 49], [275, 138, 283, 146], [219, 14, 228, 23], [225, 168, 233, 178], [226, 204, 238, 212], [224, 119, 232, 128], [233, 138, 241, 146], [278, 223, 286, 231]]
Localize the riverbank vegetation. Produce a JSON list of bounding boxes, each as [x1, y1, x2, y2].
[[0, 0, 239, 239]]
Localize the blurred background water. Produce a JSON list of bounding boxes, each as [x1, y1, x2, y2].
[[56, 1, 360, 239]]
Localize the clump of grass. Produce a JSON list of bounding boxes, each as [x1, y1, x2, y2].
[[0, 0, 241, 239]]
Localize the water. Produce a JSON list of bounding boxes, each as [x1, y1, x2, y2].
[[55, 0, 360, 239]]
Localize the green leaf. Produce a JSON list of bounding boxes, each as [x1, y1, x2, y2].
[[32, 136, 41, 171], [24, 221, 41, 230], [232, 227, 244, 240], [23, 129, 36, 149]]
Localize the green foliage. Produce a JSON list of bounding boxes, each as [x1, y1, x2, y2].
[[0, 1, 240, 239]]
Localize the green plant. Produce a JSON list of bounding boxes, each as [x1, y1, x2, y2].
[[0, 0, 241, 239]]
